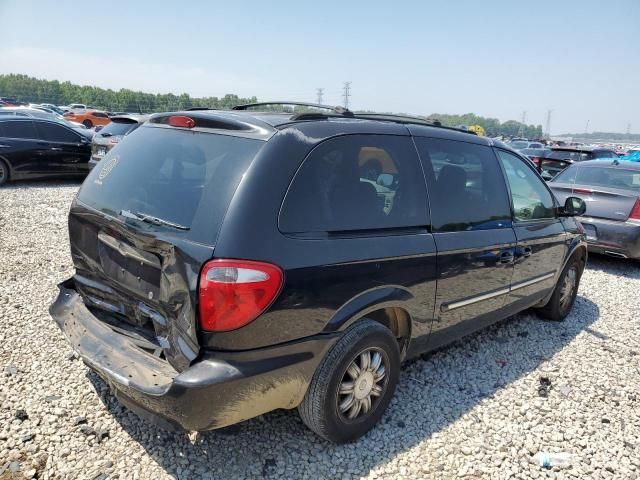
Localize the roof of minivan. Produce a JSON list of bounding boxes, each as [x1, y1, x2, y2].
[[151, 109, 507, 147]]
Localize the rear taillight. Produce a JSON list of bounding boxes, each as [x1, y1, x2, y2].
[[574, 188, 593, 195], [630, 198, 640, 220], [531, 157, 541, 166], [198, 259, 284, 332]]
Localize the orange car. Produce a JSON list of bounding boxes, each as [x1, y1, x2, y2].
[[63, 109, 111, 129]]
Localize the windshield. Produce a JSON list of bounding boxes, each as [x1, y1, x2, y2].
[[98, 120, 138, 137], [555, 166, 640, 191], [77, 126, 264, 244], [548, 150, 593, 161], [510, 141, 529, 150]]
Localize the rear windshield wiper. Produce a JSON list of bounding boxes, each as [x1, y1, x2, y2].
[[120, 209, 190, 230]]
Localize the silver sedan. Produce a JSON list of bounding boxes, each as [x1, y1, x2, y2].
[[549, 159, 640, 260]]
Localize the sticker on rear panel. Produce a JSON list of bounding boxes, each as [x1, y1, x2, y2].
[[95, 155, 119, 185]]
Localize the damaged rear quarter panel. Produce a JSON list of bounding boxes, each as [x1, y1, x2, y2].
[[68, 201, 214, 371]]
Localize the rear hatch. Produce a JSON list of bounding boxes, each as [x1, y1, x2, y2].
[[71, 119, 265, 371], [91, 118, 140, 160]]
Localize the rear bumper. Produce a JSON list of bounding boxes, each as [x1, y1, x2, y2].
[[580, 216, 640, 259], [50, 283, 337, 431]]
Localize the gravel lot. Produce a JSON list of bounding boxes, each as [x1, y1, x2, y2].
[[1, 181, 639, 480]]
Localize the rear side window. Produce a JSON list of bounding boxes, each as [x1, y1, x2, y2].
[[36, 122, 79, 143], [279, 135, 428, 233], [497, 150, 556, 221], [92, 112, 109, 118], [592, 150, 615, 159], [414, 138, 512, 232], [77, 126, 264, 244], [2, 120, 37, 139]]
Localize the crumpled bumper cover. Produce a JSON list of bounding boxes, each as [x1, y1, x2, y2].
[[50, 281, 337, 431]]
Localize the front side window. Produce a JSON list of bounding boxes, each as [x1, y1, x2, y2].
[[279, 135, 428, 233], [415, 138, 512, 232], [497, 150, 556, 221]]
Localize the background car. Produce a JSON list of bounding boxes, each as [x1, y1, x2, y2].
[[0, 106, 88, 131], [550, 159, 640, 260], [0, 117, 93, 184], [89, 114, 148, 168], [538, 146, 619, 178], [509, 140, 530, 150], [63, 109, 111, 129], [519, 147, 550, 167]]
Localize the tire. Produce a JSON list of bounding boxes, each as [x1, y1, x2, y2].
[[0, 159, 9, 185], [82, 119, 93, 128], [535, 256, 583, 321], [298, 319, 400, 443]]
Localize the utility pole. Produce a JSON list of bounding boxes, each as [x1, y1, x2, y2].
[[342, 81, 352, 109], [545, 110, 552, 139], [627, 123, 631, 135], [585, 120, 590, 134], [517, 110, 527, 138], [316, 88, 324, 105]]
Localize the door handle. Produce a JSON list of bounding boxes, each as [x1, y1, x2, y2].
[[522, 247, 532, 258], [499, 250, 515, 264], [50, 147, 63, 151]]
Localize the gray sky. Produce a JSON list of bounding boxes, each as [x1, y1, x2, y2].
[[1, 0, 638, 134]]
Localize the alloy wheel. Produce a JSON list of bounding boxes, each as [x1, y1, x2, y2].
[[559, 266, 577, 312], [337, 348, 388, 421]]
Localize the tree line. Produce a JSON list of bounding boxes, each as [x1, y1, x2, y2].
[[1, 73, 544, 137], [0, 74, 257, 112]]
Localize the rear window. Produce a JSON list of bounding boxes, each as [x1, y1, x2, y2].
[[548, 150, 593, 161], [77, 126, 264, 244], [98, 121, 138, 137], [510, 141, 529, 149], [555, 166, 640, 191]]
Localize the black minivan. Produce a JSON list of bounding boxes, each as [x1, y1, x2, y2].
[[50, 104, 588, 443]]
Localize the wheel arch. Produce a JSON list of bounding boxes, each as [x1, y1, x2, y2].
[[323, 286, 414, 360]]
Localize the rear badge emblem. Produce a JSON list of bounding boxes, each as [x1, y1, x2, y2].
[[148, 291, 153, 300]]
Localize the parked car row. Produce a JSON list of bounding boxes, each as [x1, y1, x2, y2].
[[0, 114, 146, 184]]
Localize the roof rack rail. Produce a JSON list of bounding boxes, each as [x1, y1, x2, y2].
[[352, 113, 475, 134], [232, 101, 353, 117]]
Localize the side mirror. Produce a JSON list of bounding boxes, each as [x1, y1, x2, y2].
[[376, 173, 394, 187], [559, 196, 586, 217], [94, 125, 103, 132]]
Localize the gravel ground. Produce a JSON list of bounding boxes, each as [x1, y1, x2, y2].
[[1, 180, 639, 480]]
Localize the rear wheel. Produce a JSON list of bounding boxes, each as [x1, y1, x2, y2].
[[82, 119, 93, 128], [535, 256, 582, 321], [0, 159, 9, 185], [298, 319, 400, 443]]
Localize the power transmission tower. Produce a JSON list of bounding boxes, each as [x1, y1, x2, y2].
[[585, 120, 590, 134], [316, 88, 324, 105], [342, 82, 352, 109], [545, 110, 552, 139], [517, 110, 527, 138]]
